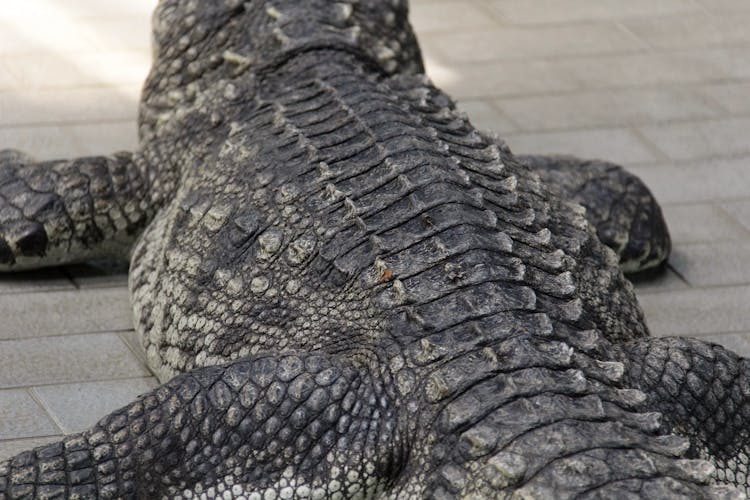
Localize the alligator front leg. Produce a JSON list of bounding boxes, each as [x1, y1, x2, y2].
[[0, 353, 404, 499], [622, 337, 750, 495], [0, 149, 157, 270]]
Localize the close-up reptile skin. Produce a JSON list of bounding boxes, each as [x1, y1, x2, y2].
[[0, 1, 745, 498]]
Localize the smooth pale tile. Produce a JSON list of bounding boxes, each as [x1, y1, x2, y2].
[[457, 99, 518, 134], [0, 389, 59, 440], [0, 86, 138, 126], [722, 200, 750, 233], [0, 333, 149, 388], [0, 287, 132, 340], [641, 285, 750, 336], [669, 242, 750, 287], [495, 87, 721, 132], [710, 47, 750, 80], [1, 0, 158, 21], [700, 82, 750, 115], [489, 0, 702, 25], [428, 23, 645, 63], [432, 58, 581, 99], [639, 117, 750, 162], [0, 125, 82, 160], [68, 121, 139, 156], [506, 128, 658, 165], [622, 13, 750, 49], [119, 330, 148, 366], [562, 49, 737, 89], [662, 204, 750, 244], [33, 378, 158, 433], [0, 21, 97, 56], [410, 1, 497, 33], [4, 51, 150, 90], [628, 158, 750, 204]]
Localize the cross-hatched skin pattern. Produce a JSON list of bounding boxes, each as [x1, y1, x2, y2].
[[0, 0, 747, 498]]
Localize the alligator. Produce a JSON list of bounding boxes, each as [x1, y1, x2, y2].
[[0, 0, 746, 498]]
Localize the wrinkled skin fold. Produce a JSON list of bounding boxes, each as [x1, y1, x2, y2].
[[0, 1, 745, 499]]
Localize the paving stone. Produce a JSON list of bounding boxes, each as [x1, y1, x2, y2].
[[638, 117, 750, 162], [88, 18, 153, 53], [0, 85, 138, 126], [457, 99, 518, 134], [428, 23, 645, 64], [0, 287, 132, 340], [668, 242, 750, 287], [561, 49, 735, 91], [631, 267, 689, 295], [722, 200, 750, 233], [506, 127, 659, 165], [0, 125, 81, 160], [4, 51, 150, 90], [495, 87, 721, 132], [0, 20, 98, 55], [696, 0, 750, 11], [0, 389, 59, 440], [0, 333, 149, 388], [622, 13, 750, 50], [0, 61, 18, 92], [0, 436, 62, 462], [488, 0, 701, 25], [661, 203, 750, 244], [0, 268, 75, 295], [698, 332, 750, 358], [710, 47, 750, 80], [432, 58, 581, 99], [410, 1, 497, 33], [2, 0, 159, 21], [641, 285, 750, 337], [120, 330, 148, 366], [33, 378, 158, 433], [628, 157, 750, 204], [68, 121, 140, 156], [700, 82, 750, 115]]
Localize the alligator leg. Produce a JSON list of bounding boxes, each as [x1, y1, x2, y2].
[[622, 336, 750, 494], [519, 154, 671, 274], [0, 353, 404, 499], [0, 149, 156, 271]]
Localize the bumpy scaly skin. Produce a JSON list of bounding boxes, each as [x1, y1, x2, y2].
[[0, 1, 744, 499], [519, 155, 671, 274]]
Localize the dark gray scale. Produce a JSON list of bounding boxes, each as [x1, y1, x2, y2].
[[0, 0, 746, 499]]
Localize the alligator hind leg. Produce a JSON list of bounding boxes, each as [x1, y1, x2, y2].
[[622, 336, 750, 495], [0, 150, 155, 270], [0, 353, 404, 498], [520, 154, 671, 274]]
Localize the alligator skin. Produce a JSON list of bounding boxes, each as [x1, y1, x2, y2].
[[0, 1, 745, 498]]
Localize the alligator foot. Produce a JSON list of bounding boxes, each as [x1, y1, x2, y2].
[[0, 150, 153, 271], [623, 336, 750, 493], [520, 154, 671, 274]]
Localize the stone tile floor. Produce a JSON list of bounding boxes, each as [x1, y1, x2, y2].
[[0, 0, 749, 460]]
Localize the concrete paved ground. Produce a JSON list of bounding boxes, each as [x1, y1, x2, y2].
[[1, 0, 749, 460]]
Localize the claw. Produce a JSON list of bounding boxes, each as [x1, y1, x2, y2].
[[13, 221, 47, 257], [0, 238, 14, 264]]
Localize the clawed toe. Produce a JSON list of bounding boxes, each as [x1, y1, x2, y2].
[[0, 220, 49, 267], [0, 238, 13, 264]]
